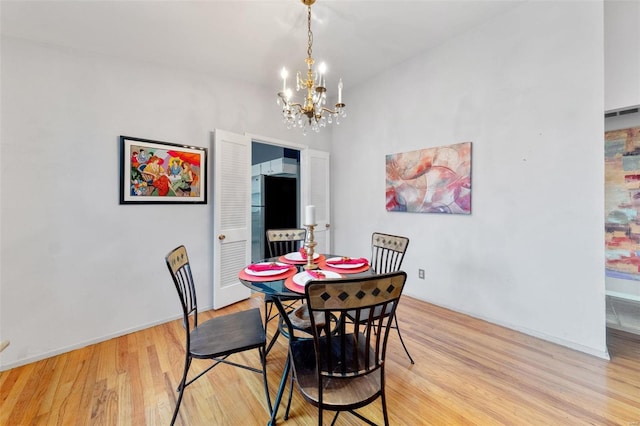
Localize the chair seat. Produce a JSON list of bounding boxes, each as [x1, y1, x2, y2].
[[288, 304, 326, 329], [290, 338, 383, 408], [190, 308, 265, 359]]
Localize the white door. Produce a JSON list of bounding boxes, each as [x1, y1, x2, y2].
[[212, 129, 251, 309], [301, 149, 331, 254]]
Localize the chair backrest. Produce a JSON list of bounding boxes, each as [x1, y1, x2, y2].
[[266, 228, 307, 257], [305, 271, 407, 378], [371, 232, 409, 274], [165, 245, 199, 331]]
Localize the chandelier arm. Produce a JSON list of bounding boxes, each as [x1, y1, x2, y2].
[[319, 107, 337, 114]]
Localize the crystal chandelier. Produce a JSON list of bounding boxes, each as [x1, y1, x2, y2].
[[277, 0, 346, 135]]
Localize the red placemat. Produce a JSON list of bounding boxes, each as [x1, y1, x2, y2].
[[238, 266, 297, 282], [284, 276, 306, 294], [284, 270, 346, 294], [317, 260, 370, 274], [278, 254, 326, 265]]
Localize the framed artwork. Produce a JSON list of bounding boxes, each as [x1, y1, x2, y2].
[[119, 136, 207, 204], [605, 126, 640, 280], [386, 141, 471, 214]]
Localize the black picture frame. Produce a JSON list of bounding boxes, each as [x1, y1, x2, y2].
[[119, 135, 207, 204]]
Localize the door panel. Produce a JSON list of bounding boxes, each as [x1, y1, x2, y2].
[[212, 129, 251, 309], [301, 149, 331, 254]]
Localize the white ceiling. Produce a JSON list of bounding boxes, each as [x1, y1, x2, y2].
[[1, 0, 524, 92]]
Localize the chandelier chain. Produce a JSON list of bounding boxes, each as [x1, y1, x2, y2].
[[307, 5, 313, 60]]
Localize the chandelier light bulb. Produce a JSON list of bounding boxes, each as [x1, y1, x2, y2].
[[318, 62, 327, 74], [318, 62, 327, 87]]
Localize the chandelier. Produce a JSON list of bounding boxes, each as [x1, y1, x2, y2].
[[277, 0, 346, 134]]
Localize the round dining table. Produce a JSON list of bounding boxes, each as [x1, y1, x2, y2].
[[239, 254, 372, 295], [238, 253, 374, 425]]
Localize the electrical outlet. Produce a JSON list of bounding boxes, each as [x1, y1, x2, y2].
[[418, 269, 425, 279]]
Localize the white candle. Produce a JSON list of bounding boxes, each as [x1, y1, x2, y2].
[[338, 78, 343, 103], [318, 62, 326, 87], [305, 205, 316, 225]]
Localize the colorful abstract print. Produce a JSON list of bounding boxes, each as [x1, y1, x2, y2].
[[386, 142, 471, 214], [605, 127, 640, 280]]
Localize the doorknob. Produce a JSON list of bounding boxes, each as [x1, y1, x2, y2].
[[218, 234, 226, 240], [326, 224, 330, 228]]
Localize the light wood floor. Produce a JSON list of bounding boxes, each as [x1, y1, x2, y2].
[[1, 295, 639, 425]]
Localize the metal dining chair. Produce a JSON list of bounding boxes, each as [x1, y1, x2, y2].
[[370, 232, 410, 275], [266, 228, 307, 259], [346, 232, 414, 364], [264, 228, 307, 353], [371, 232, 413, 363], [284, 271, 408, 425], [165, 245, 271, 425]]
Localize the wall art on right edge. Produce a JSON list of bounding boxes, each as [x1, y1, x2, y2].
[[385, 141, 471, 214], [605, 126, 640, 280]]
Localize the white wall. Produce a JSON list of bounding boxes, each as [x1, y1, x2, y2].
[[331, 2, 607, 357], [604, 0, 640, 111], [0, 37, 329, 369]]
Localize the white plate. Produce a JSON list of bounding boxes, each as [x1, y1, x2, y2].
[[284, 251, 321, 261], [325, 257, 365, 269], [292, 270, 342, 286], [244, 262, 291, 277]]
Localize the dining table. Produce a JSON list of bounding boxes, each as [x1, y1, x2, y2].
[[238, 251, 374, 425]]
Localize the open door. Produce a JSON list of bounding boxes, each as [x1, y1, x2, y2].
[[301, 149, 331, 253], [212, 129, 251, 309]]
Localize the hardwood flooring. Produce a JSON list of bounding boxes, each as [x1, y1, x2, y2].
[[1, 295, 639, 425]]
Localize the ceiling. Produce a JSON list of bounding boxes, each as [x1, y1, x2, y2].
[[1, 1, 523, 93]]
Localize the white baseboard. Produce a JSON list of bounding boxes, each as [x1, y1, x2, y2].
[[0, 310, 195, 371], [405, 294, 611, 360]]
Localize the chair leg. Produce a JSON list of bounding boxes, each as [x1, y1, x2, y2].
[[260, 346, 272, 413], [283, 365, 294, 420], [266, 328, 281, 355], [264, 300, 274, 325], [393, 315, 415, 364], [171, 355, 192, 426], [265, 299, 284, 356], [380, 390, 390, 426], [268, 355, 291, 426]]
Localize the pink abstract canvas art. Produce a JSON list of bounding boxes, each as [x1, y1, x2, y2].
[[386, 142, 471, 214], [605, 126, 640, 280]]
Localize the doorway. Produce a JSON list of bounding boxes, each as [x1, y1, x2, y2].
[[251, 141, 301, 262]]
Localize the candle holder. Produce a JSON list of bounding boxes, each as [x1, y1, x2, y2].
[[303, 223, 319, 270]]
